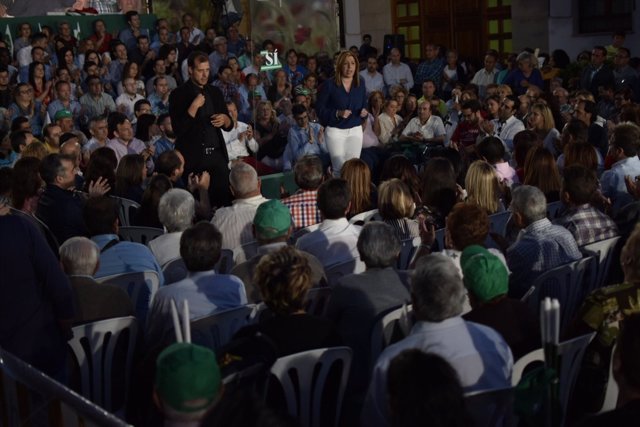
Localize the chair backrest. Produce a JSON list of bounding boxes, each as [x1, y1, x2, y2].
[[118, 226, 165, 246], [521, 256, 594, 330], [67, 316, 138, 414], [486, 211, 511, 249], [112, 196, 140, 227], [190, 305, 257, 352], [546, 201, 563, 220], [580, 236, 622, 294], [396, 236, 421, 270], [325, 257, 366, 287], [305, 287, 332, 317], [370, 304, 413, 370], [290, 223, 321, 243], [216, 248, 235, 274], [162, 257, 188, 285], [0, 347, 131, 427], [434, 228, 446, 251], [511, 333, 596, 426], [260, 171, 298, 199], [232, 240, 259, 265], [268, 346, 352, 427], [348, 209, 380, 225], [96, 271, 160, 329], [464, 387, 516, 427]]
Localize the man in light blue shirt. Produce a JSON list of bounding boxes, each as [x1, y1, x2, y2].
[[146, 222, 247, 344], [600, 122, 640, 214], [361, 253, 513, 427], [283, 104, 329, 171]]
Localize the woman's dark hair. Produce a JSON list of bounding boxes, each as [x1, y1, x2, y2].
[[122, 61, 139, 81], [551, 49, 570, 69], [115, 154, 145, 198], [380, 155, 422, 203], [83, 147, 117, 195], [28, 61, 46, 88], [388, 350, 469, 427], [137, 174, 172, 228], [134, 114, 157, 142], [421, 157, 457, 219], [56, 47, 74, 69]]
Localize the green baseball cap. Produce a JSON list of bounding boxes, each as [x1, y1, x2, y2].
[[155, 343, 221, 413], [460, 245, 508, 302], [253, 199, 292, 239], [54, 109, 73, 121]]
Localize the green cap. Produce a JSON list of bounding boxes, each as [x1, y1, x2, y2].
[[253, 199, 292, 239], [155, 343, 221, 413], [460, 245, 508, 302], [54, 109, 73, 121]]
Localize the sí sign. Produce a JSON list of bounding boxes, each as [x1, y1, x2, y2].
[[260, 49, 282, 71]]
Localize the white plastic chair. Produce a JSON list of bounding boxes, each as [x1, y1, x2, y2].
[[190, 305, 257, 351], [67, 316, 139, 415], [162, 257, 188, 285], [511, 333, 596, 426], [325, 257, 366, 286], [464, 387, 516, 427], [0, 347, 131, 427], [370, 304, 413, 369], [521, 256, 594, 330], [267, 346, 352, 427], [96, 271, 160, 329], [580, 236, 622, 293], [348, 208, 380, 224], [112, 196, 140, 227], [597, 342, 619, 414], [118, 226, 165, 245], [396, 236, 421, 270]]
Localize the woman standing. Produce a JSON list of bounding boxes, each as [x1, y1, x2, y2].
[[316, 51, 368, 176]]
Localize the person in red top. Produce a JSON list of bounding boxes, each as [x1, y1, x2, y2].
[[451, 99, 484, 161], [88, 19, 114, 54]]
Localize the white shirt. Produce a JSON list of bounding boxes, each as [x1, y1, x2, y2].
[[211, 194, 269, 250], [17, 46, 32, 68], [491, 115, 525, 154], [470, 68, 498, 98], [401, 115, 446, 140], [360, 70, 385, 95], [222, 121, 259, 165], [378, 112, 402, 145], [148, 231, 183, 268], [115, 93, 145, 121], [382, 62, 414, 92], [295, 218, 361, 268]]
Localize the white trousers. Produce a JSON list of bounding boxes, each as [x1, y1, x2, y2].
[[325, 125, 363, 176]]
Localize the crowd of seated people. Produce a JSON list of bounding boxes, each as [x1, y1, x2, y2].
[[2, 13, 640, 426]]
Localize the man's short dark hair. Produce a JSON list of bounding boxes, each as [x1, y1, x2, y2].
[[85, 75, 101, 86], [39, 153, 73, 185], [153, 75, 166, 87], [476, 136, 505, 164], [180, 221, 222, 271], [10, 116, 29, 132], [156, 150, 182, 179], [10, 130, 30, 152], [59, 132, 77, 146], [461, 99, 481, 112], [83, 196, 118, 236], [125, 10, 139, 23], [611, 123, 640, 157], [317, 178, 350, 219], [31, 32, 48, 45], [293, 155, 323, 190], [134, 99, 151, 113], [504, 94, 520, 112], [11, 157, 41, 209], [563, 119, 588, 145], [292, 104, 307, 117], [136, 34, 149, 44], [563, 165, 597, 205], [108, 112, 128, 135], [187, 51, 209, 68]]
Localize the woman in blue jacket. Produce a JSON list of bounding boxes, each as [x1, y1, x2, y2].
[[316, 51, 368, 176]]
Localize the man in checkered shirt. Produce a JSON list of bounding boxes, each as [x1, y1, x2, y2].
[[282, 155, 324, 231], [554, 165, 618, 246]]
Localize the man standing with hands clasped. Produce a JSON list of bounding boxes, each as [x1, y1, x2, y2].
[[170, 51, 233, 207]]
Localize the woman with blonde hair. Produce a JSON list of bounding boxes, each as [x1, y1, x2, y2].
[[528, 102, 561, 157], [523, 146, 562, 202], [254, 99, 287, 170], [341, 158, 374, 217], [465, 160, 504, 214], [316, 50, 368, 176], [377, 178, 419, 240], [231, 246, 340, 356], [377, 98, 403, 145]]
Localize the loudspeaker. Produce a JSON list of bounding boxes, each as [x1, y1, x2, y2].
[[383, 34, 405, 58]]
